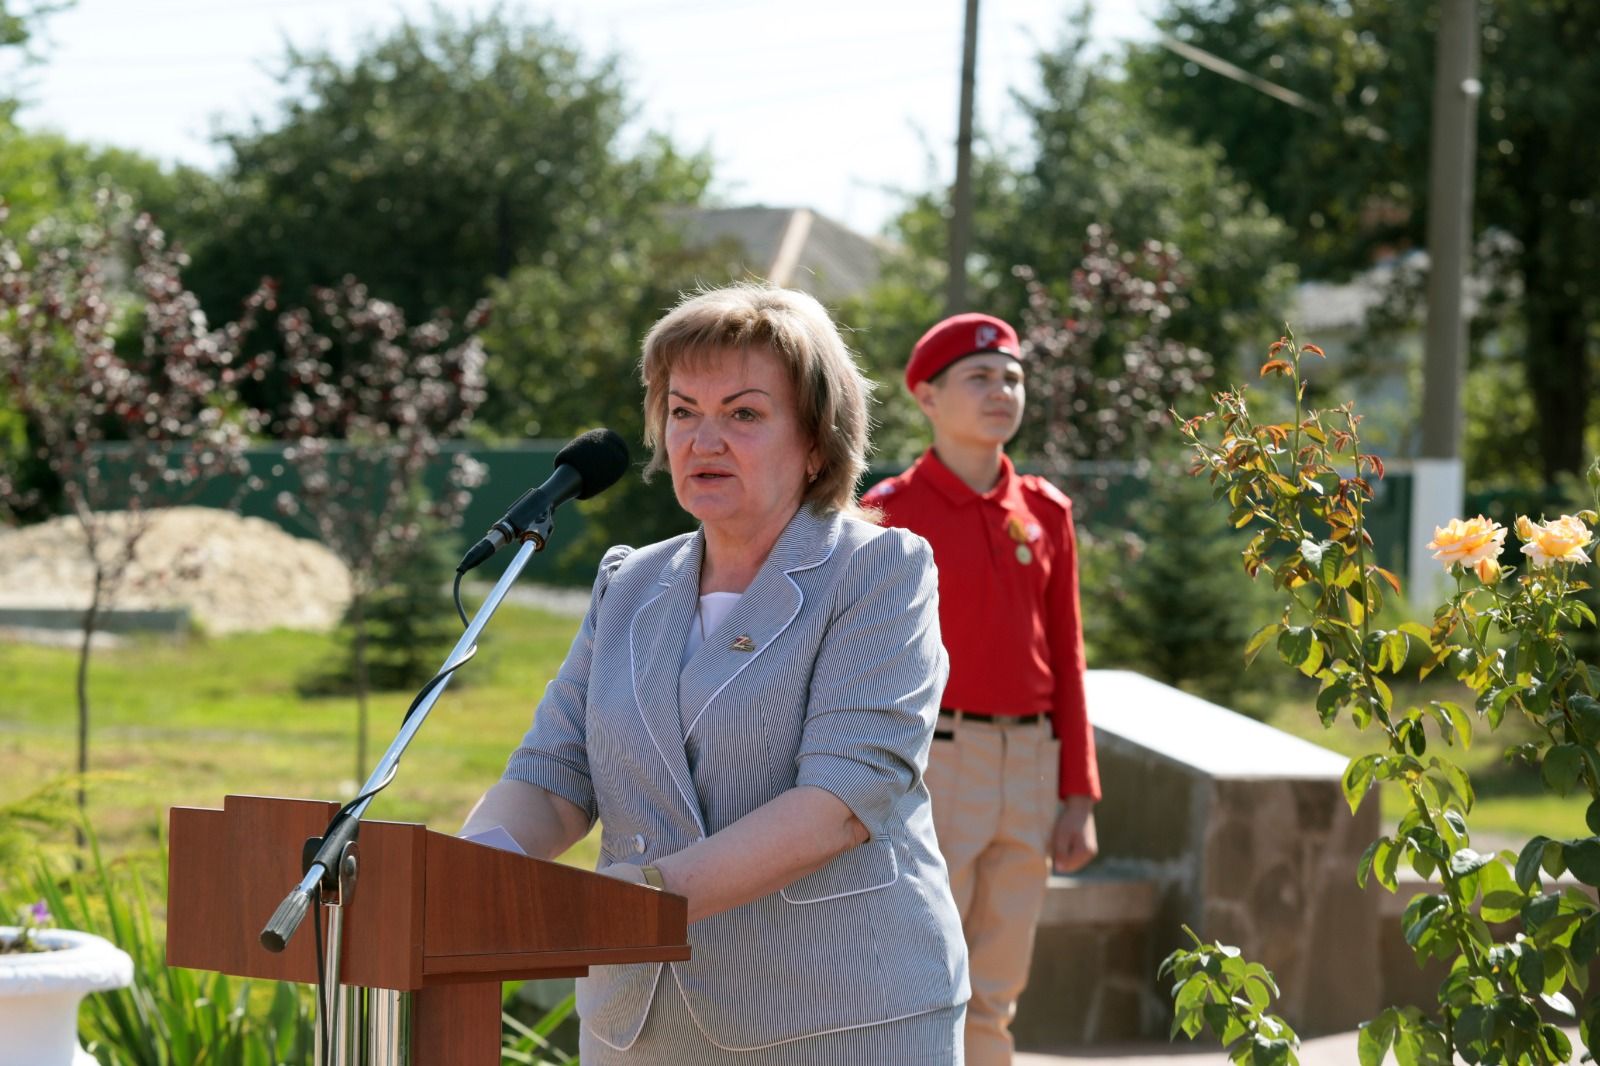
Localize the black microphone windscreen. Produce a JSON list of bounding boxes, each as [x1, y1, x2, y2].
[[555, 428, 631, 500]]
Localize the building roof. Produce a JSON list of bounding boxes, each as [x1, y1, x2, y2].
[[669, 205, 885, 302], [1290, 250, 1489, 334]]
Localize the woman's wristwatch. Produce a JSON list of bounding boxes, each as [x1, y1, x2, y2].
[[640, 864, 665, 889]]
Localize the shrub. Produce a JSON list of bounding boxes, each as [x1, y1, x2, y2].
[[1165, 332, 1600, 1065], [300, 517, 464, 696], [1080, 460, 1265, 707]]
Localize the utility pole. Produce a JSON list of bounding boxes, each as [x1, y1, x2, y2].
[[1410, 0, 1481, 601], [945, 0, 980, 314]]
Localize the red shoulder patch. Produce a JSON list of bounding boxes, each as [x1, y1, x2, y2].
[[861, 480, 897, 504], [1022, 474, 1072, 511]]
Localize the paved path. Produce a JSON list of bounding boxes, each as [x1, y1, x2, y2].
[[1020, 1027, 1586, 1064], [1017, 1031, 1361, 1064]]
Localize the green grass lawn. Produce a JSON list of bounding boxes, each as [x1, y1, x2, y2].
[[1234, 672, 1591, 848], [0, 604, 602, 873], [3, 607, 1585, 884]]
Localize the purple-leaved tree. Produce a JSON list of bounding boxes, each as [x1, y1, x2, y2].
[[270, 278, 488, 782], [1015, 225, 1213, 480], [0, 194, 272, 818]]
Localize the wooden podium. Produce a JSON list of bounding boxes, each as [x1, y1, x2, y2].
[[166, 795, 689, 1064]]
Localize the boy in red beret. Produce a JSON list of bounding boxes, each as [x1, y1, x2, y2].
[[863, 312, 1100, 1066]]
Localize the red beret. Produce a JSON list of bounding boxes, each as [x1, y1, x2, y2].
[[905, 312, 1021, 391]]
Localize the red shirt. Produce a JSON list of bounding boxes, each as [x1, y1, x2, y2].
[[863, 450, 1100, 800]]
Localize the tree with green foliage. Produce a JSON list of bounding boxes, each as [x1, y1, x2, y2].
[[1080, 463, 1260, 706], [847, 9, 1291, 460], [835, 238, 946, 464], [996, 18, 1293, 366], [0, 123, 207, 241], [180, 9, 710, 339], [1127, 0, 1600, 487], [300, 513, 463, 696], [0, 0, 70, 120]]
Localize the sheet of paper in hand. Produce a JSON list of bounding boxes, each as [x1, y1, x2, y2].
[[459, 824, 527, 856]]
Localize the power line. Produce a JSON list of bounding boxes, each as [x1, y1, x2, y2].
[[1157, 32, 1388, 142], [1158, 33, 1319, 115], [27, 40, 1040, 95], [38, 21, 959, 70]]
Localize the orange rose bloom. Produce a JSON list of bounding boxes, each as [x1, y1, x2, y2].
[[1518, 515, 1593, 569], [1427, 516, 1507, 571]]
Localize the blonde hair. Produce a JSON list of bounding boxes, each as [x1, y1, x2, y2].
[[640, 284, 874, 517]]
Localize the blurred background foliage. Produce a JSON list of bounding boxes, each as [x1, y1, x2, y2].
[[1, 0, 1596, 778], [2, 5, 1597, 1058], [8, 1, 1592, 492]]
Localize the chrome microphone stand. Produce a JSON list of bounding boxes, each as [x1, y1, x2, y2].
[[263, 523, 554, 1066]]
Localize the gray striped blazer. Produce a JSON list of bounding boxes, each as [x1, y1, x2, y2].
[[504, 504, 969, 1051]]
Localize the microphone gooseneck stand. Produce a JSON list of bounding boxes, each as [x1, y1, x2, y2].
[[259, 514, 558, 1066]]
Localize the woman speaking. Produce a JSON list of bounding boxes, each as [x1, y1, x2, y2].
[[463, 285, 968, 1062]]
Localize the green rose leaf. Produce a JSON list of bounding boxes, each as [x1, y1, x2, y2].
[[1430, 757, 1474, 812], [1319, 546, 1341, 590], [1384, 630, 1409, 674], [1277, 625, 1314, 668], [1543, 744, 1585, 796], [1424, 700, 1472, 750], [1317, 679, 1350, 725], [1403, 894, 1448, 947], [1478, 861, 1526, 923], [1564, 837, 1600, 887], [1542, 839, 1568, 881], [1249, 1035, 1292, 1066], [1583, 996, 1600, 1063], [1377, 837, 1403, 892], [1357, 1008, 1398, 1066], [1393, 1014, 1452, 1066], [1342, 754, 1382, 814], [1357, 837, 1384, 890], [1398, 620, 1434, 648], [1516, 836, 1552, 892], [1244, 622, 1281, 666], [1540, 1022, 1574, 1059], [1201, 1001, 1236, 1042], [1573, 914, 1600, 964], [1571, 695, 1600, 744], [1541, 991, 1576, 1019]]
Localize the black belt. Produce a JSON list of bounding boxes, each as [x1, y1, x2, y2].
[[938, 707, 1046, 725]]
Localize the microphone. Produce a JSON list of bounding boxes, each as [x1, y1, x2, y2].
[[456, 428, 630, 574]]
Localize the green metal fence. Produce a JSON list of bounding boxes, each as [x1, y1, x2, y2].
[[84, 443, 1420, 587]]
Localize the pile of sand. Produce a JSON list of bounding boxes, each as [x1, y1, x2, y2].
[[0, 507, 353, 634]]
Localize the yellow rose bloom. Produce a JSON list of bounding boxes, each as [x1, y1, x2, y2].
[[1427, 516, 1507, 571], [1474, 556, 1502, 585], [1518, 514, 1593, 569]]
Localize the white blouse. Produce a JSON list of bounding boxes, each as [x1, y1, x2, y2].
[[681, 591, 743, 668]]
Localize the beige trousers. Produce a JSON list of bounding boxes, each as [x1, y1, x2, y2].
[[926, 713, 1059, 1066]]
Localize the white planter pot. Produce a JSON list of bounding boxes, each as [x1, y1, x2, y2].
[[0, 927, 134, 1066]]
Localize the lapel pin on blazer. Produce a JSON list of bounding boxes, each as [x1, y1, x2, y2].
[[729, 635, 756, 653]]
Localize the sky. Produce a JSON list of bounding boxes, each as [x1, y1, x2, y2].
[[10, 0, 1157, 235]]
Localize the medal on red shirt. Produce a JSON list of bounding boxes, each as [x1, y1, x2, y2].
[[1005, 514, 1033, 565]]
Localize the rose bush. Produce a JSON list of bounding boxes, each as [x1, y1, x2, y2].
[[1163, 332, 1600, 1066]]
